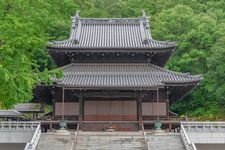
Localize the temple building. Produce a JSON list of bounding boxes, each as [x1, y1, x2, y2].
[[41, 11, 202, 131]]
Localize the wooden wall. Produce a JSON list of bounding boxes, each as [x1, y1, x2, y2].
[[49, 51, 172, 67], [142, 102, 167, 116], [55, 102, 79, 116], [52, 88, 169, 120]]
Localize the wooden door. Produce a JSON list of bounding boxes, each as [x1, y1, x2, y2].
[[84, 100, 137, 121]]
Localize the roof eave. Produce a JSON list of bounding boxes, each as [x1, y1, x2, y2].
[[47, 46, 176, 53], [163, 79, 202, 86], [55, 84, 165, 90]]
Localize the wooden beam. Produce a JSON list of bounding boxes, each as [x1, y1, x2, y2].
[[72, 91, 139, 98]]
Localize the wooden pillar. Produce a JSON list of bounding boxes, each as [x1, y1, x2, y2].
[[169, 123, 172, 132], [32, 113, 35, 120], [52, 87, 55, 117], [166, 100, 169, 119], [166, 88, 170, 119], [50, 123, 52, 132], [138, 94, 142, 130], [62, 87, 65, 120], [156, 88, 159, 120], [79, 93, 83, 122]]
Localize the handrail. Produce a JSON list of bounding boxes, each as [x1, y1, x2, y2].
[[71, 123, 80, 150], [181, 121, 225, 132], [75, 123, 80, 143], [24, 123, 41, 150], [141, 123, 150, 150], [180, 124, 197, 150], [0, 121, 40, 131]]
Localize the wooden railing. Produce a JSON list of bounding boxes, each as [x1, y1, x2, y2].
[[141, 123, 150, 150], [24, 123, 41, 150], [180, 124, 197, 150], [142, 116, 184, 121]]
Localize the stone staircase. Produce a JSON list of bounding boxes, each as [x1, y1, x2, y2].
[[146, 133, 186, 150], [36, 132, 186, 150], [74, 131, 146, 150], [36, 133, 73, 150]]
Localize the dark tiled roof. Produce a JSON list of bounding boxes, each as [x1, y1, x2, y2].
[[48, 13, 176, 51], [53, 63, 202, 89], [0, 110, 21, 117], [14, 103, 44, 113]]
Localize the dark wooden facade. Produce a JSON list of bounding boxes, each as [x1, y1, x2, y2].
[[37, 11, 202, 131]]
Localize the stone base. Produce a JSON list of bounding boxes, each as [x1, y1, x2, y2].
[[106, 128, 115, 132], [152, 129, 165, 135], [56, 129, 70, 136]]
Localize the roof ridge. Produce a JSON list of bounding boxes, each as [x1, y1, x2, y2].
[[54, 63, 75, 71], [63, 72, 173, 75], [71, 17, 143, 20]]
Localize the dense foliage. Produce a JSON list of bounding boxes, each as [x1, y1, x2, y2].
[[0, 0, 225, 118]]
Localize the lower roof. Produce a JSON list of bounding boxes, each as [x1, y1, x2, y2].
[[53, 63, 202, 89], [0, 110, 21, 117], [14, 103, 44, 113]]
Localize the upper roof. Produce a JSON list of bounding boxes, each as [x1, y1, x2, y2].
[[53, 63, 202, 89], [14, 103, 44, 113], [48, 11, 176, 51]]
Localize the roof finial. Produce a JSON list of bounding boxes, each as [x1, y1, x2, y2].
[[142, 9, 146, 18], [75, 10, 80, 18]]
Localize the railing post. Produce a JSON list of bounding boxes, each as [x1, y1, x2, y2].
[[203, 122, 205, 131], [218, 122, 220, 131], [31, 123, 33, 131], [188, 122, 191, 131]]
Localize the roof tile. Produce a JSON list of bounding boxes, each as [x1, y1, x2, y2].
[[48, 17, 176, 50], [53, 63, 202, 88]]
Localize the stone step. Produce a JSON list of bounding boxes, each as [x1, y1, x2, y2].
[[78, 131, 142, 136], [74, 131, 146, 150], [146, 134, 186, 150], [36, 133, 73, 150], [37, 132, 186, 150]]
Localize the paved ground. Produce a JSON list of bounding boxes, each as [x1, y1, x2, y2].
[[196, 144, 225, 150], [0, 143, 26, 150]]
